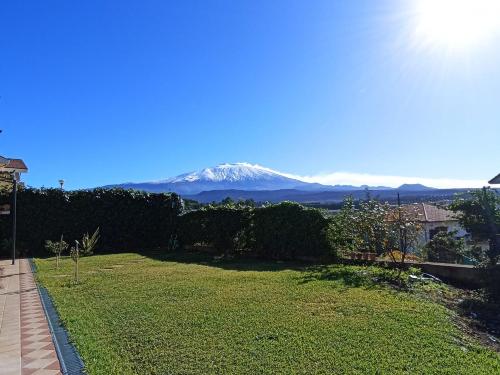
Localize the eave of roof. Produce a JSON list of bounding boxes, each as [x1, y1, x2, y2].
[[489, 173, 500, 184]]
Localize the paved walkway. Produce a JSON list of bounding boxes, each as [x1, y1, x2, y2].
[[0, 259, 62, 375]]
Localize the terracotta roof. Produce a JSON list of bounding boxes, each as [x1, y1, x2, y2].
[[0, 157, 28, 172], [490, 173, 500, 184], [392, 203, 457, 223]]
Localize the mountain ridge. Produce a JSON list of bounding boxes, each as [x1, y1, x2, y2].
[[104, 162, 436, 195]]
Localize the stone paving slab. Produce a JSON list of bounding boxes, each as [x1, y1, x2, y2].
[[0, 259, 62, 375]]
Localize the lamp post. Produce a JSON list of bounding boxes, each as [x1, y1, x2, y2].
[[11, 173, 19, 265]]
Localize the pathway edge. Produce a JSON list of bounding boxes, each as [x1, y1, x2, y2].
[[28, 258, 86, 375]]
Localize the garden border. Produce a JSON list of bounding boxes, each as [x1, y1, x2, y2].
[[29, 258, 85, 375]]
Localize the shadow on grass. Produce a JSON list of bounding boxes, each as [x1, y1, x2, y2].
[[144, 250, 315, 273], [299, 265, 375, 288], [143, 250, 386, 289]]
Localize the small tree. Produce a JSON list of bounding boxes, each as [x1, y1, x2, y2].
[[69, 228, 100, 284], [386, 204, 423, 278], [358, 199, 390, 255], [44, 235, 68, 269], [70, 240, 80, 283]]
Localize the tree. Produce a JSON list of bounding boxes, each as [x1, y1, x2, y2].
[[423, 230, 465, 263], [330, 196, 362, 256], [386, 204, 423, 278], [44, 235, 68, 269], [358, 199, 390, 255], [331, 196, 391, 257], [450, 187, 500, 266], [70, 241, 80, 283]]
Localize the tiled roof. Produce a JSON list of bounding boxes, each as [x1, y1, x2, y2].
[[392, 203, 457, 223], [420, 203, 457, 222], [490, 173, 500, 184], [0, 157, 28, 171]]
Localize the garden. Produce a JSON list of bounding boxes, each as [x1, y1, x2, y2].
[[36, 253, 500, 375], [1, 187, 499, 374]]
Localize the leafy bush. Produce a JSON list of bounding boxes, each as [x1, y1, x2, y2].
[[422, 230, 466, 263], [179, 205, 251, 255], [251, 202, 334, 260], [179, 201, 335, 260]]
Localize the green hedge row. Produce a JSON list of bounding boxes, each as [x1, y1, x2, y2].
[[0, 188, 334, 260], [180, 201, 335, 260], [0, 188, 183, 256]]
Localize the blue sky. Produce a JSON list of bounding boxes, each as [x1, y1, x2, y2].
[[1, 0, 499, 189]]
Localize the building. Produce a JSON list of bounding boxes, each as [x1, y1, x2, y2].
[[0, 157, 28, 188], [489, 173, 500, 184], [414, 203, 468, 246], [397, 203, 468, 248]]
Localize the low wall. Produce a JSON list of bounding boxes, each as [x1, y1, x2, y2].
[[416, 261, 483, 288], [341, 258, 483, 288], [372, 260, 483, 288]]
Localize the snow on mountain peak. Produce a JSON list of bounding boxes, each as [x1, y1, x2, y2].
[[165, 162, 291, 183]]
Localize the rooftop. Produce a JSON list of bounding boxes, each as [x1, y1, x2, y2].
[[394, 203, 458, 223], [0, 157, 28, 172], [489, 173, 500, 184]]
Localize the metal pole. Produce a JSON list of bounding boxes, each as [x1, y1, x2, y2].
[[12, 177, 17, 265]]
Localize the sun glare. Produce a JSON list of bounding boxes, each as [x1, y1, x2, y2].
[[414, 0, 500, 51]]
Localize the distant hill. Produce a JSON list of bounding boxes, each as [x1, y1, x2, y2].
[[397, 183, 436, 191], [185, 187, 470, 204]]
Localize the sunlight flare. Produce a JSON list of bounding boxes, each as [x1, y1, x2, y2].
[[414, 0, 500, 50]]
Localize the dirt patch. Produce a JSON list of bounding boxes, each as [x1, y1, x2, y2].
[[426, 287, 500, 352]]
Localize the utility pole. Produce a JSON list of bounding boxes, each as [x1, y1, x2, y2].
[[397, 192, 404, 252]]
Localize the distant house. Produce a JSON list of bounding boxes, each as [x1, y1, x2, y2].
[[398, 203, 468, 248], [489, 173, 500, 184]]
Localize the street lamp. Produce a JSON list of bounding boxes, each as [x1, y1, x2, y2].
[[11, 172, 19, 265]]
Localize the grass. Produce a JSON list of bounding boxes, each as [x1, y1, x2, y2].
[[35, 253, 500, 375]]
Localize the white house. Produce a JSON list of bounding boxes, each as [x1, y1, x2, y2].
[[400, 203, 468, 248]]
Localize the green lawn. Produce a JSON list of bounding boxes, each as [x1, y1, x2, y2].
[[35, 253, 500, 375]]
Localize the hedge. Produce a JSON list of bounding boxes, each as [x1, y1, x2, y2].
[[180, 201, 335, 260], [0, 188, 334, 260], [0, 188, 183, 257]]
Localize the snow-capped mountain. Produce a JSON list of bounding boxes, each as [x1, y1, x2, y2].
[[109, 162, 333, 194], [106, 162, 437, 197]]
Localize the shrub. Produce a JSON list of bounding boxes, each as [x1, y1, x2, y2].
[[422, 230, 465, 263], [179, 205, 251, 256], [251, 202, 334, 260]]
